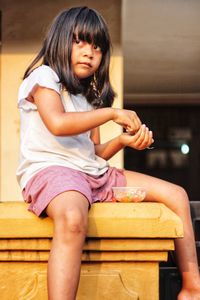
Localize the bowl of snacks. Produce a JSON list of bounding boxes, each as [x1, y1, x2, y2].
[[112, 187, 146, 203]]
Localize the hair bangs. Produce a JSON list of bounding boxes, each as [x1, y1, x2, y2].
[[74, 8, 109, 54]]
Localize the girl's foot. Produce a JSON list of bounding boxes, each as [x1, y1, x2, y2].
[[178, 287, 200, 300]]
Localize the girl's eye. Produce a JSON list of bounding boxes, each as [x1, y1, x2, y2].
[[93, 45, 101, 51], [75, 39, 81, 44]]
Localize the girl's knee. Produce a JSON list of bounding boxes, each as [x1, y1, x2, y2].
[[175, 185, 189, 202], [172, 185, 190, 213], [66, 210, 88, 234], [54, 210, 88, 241]]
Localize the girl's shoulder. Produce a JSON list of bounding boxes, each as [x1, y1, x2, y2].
[[21, 64, 61, 95], [18, 65, 61, 110], [29, 65, 60, 83]]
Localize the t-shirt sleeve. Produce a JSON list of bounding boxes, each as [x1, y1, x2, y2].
[[18, 65, 61, 111]]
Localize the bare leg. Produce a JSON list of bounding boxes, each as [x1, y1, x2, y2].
[[45, 191, 89, 300], [124, 170, 200, 300]]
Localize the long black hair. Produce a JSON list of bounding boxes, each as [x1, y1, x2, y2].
[[23, 6, 116, 108]]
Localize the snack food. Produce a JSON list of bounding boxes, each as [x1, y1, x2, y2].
[[112, 187, 146, 202]]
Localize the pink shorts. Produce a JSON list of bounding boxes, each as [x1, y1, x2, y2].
[[22, 166, 126, 216]]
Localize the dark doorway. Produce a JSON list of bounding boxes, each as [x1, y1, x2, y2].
[[124, 104, 200, 200]]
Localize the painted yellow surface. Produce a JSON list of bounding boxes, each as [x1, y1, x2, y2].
[[0, 201, 183, 300], [0, 262, 158, 300], [0, 238, 175, 251], [0, 202, 183, 238]]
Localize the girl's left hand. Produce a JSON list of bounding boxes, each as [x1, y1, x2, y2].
[[119, 124, 154, 150]]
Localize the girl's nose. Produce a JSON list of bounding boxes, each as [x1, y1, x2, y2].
[[83, 44, 93, 58]]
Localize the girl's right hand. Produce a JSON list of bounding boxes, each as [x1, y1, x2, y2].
[[119, 124, 154, 150], [112, 108, 142, 134]]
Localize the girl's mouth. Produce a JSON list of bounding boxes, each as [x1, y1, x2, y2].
[[79, 62, 92, 68]]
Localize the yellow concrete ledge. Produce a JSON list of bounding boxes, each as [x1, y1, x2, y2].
[[0, 238, 175, 251], [0, 201, 183, 300], [0, 201, 183, 238]]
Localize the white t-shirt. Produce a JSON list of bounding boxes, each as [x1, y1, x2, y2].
[[16, 65, 109, 190]]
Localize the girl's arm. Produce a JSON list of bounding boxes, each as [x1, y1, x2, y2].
[[92, 125, 154, 160], [91, 127, 124, 160], [32, 87, 141, 136]]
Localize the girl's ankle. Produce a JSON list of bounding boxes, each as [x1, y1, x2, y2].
[[181, 273, 200, 289]]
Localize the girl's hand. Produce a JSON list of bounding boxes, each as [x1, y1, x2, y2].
[[112, 108, 142, 134], [119, 124, 154, 150]]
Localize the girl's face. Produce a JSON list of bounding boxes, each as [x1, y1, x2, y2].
[[71, 37, 102, 79]]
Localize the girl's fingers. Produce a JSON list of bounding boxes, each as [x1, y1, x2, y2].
[[143, 130, 154, 149], [136, 126, 149, 148], [133, 116, 142, 132], [126, 111, 142, 134], [125, 123, 154, 150], [135, 126, 153, 149]]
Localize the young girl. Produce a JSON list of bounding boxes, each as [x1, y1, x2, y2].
[[17, 6, 200, 300]]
